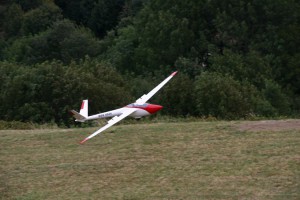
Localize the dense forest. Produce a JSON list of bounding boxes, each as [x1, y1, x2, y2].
[[0, 0, 299, 126]]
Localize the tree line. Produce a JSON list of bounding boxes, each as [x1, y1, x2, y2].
[[0, 0, 299, 126]]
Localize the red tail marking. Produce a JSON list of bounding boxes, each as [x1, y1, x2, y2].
[[81, 101, 85, 109]]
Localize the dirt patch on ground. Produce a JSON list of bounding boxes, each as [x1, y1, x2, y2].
[[236, 119, 300, 132]]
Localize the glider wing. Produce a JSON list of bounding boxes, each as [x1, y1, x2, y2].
[[135, 71, 177, 104], [80, 108, 137, 144]]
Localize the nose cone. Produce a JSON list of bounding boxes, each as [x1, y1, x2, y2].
[[146, 104, 163, 114]]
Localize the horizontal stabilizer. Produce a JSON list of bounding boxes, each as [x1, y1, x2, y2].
[[70, 110, 87, 122]]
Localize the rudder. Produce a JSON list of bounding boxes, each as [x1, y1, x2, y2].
[[80, 99, 88, 117]]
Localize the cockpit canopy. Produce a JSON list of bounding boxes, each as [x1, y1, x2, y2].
[[126, 103, 148, 108]]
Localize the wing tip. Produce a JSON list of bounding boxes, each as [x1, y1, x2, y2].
[[80, 138, 89, 144], [171, 71, 178, 76]]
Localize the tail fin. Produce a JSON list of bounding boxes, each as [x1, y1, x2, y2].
[[70, 100, 88, 122], [79, 99, 88, 118]]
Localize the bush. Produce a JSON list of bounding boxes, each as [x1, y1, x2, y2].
[[0, 120, 35, 130], [195, 72, 262, 119], [262, 80, 291, 115], [0, 60, 132, 126]]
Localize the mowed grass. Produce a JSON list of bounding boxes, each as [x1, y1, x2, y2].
[[0, 121, 299, 199]]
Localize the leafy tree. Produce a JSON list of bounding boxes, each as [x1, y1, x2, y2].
[[276, 26, 300, 97], [10, 0, 44, 11], [3, 3, 24, 38], [120, 0, 147, 18], [209, 49, 273, 89], [104, 25, 138, 72], [262, 80, 291, 116], [134, 9, 195, 73], [0, 60, 132, 126], [48, 20, 102, 63], [195, 72, 263, 119], [88, 0, 125, 37], [174, 57, 205, 79], [213, 10, 249, 53], [3, 20, 102, 64], [54, 0, 126, 37], [158, 73, 196, 116], [21, 2, 62, 35]]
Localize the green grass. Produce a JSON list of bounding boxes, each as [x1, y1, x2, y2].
[[0, 121, 299, 199]]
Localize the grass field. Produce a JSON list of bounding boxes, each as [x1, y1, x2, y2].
[[0, 121, 299, 199]]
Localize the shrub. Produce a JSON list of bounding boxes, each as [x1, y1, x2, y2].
[[195, 72, 261, 119]]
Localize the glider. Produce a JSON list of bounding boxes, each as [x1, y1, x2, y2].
[[71, 71, 178, 144]]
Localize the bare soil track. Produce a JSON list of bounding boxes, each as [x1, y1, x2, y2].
[[236, 119, 300, 132]]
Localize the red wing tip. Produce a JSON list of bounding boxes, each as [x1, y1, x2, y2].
[[80, 138, 89, 144], [171, 71, 178, 76]]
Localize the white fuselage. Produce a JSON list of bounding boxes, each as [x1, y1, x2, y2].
[[84, 103, 162, 121]]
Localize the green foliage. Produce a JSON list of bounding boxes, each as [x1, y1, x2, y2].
[[133, 6, 196, 72], [21, 2, 62, 35], [195, 72, 264, 119], [0, 60, 132, 126], [3, 3, 24, 38], [3, 1, 62, 38], [209, 49, 273, 88], [174, 57, 205, 79], [158, 73, 196, 116], [10, 0, 44, 11], [88, 0, 125, 37], [263, 80, 291, 115], [104, 25, 138, 72], [3, 19, 102, 64], [54, 0, 126, 37], [0, 120, 35, 130]]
